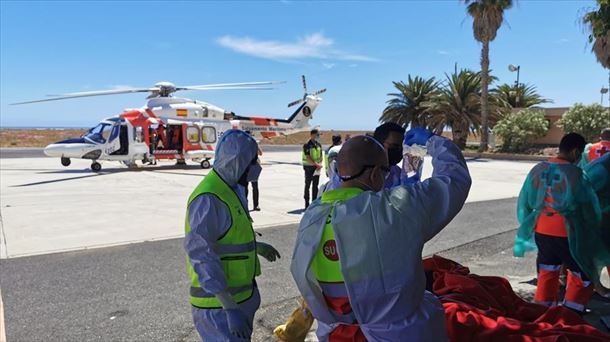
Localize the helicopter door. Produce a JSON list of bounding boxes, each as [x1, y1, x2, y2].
[[183, 124, 202, 152], [105, 123, 122, 155]]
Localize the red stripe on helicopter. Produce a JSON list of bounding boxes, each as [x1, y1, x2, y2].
[[145, 109, 158, 118], [206, 144, 214, 150], [261, 132, 278, 139], [251, 117, 272, 126]]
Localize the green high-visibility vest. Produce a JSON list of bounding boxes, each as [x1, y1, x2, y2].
[[185, 169, 261, 309], [302, 143, 323, 166], [311, 188, 363, 283]]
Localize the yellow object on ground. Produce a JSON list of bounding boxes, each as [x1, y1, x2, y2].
[[273, 298, 314, 342]]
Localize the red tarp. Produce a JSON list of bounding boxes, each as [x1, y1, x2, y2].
[[423, 256, 610, 342]]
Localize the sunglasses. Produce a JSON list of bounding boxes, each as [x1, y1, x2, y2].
[[339, 164, 390, 182]]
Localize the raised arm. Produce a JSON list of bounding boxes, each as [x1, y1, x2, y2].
[[390, 132, 471, 242]]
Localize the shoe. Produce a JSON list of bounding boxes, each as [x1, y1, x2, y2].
[[253, 207, 261, 211]]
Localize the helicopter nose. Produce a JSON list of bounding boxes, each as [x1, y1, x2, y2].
[[44, 143, 64, 157]]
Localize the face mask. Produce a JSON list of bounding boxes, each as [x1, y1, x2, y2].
[[238, 167, 250, 187], [387, 147, 403, 166]]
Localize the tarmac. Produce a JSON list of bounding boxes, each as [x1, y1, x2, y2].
[[0, 149, 608, 341], [0, 149, 536, 259]]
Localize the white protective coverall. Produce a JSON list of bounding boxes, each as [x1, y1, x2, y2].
[[291, 135, 471, 341], [184, 130, 260, 341]]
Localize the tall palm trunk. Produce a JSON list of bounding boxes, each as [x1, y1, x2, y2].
[[452, 122, 468, 150], [479, 40, 490, 152]]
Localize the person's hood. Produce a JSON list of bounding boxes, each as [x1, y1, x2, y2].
[[213, 129, 258, 186]]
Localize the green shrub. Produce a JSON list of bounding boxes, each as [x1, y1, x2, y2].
[[556, 103, 610, 142], [493, 109, 549, 152]]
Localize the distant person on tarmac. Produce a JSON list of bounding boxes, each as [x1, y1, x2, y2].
[[291, 130, 471, 341], [184, 129, 280, 341], [244, 131, 262, 211], [325, 135, 342, 177], [302, 129, 323, 209], [514, 133, 607, 313]]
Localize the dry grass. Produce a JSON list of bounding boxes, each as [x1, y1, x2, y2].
[[0, 128, 485, 148], [261, 130, 370, 145], [0, 129, 87, 148]]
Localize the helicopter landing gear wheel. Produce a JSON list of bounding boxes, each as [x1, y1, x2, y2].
[[200, 159, 211, 169], [91, 162, 102, 172], [61, 157, 71, 167]]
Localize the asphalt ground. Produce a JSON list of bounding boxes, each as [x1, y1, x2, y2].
[[0, 198, 521, 342], [2, 196, 608, 342], [0, 146, 302, 159]]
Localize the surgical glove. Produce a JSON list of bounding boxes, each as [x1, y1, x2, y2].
[[257, 242, 281, 262], [225, 308, 253, 339], [404, 127, 433, 146]]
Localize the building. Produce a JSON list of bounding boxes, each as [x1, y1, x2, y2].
[[532, 107, 570, 145]]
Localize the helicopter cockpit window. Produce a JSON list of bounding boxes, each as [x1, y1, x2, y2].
[[201, 126, 217, 143], [109, 125, 120, 142], [186, 127, 200, 144], [84, 123, 113, 144]]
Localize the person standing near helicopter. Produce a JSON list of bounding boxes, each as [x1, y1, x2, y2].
[[184, 129, 280, 341]]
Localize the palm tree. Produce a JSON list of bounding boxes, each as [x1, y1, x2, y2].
[[494, 83, 552, 108], [380, 76, 440, 128], [426, 68, 506, 150], [426, 69, 481, 150], [583, 0, 610, 69], [463, 0, 513, 152]]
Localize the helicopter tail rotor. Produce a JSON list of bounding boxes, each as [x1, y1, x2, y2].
[[287, 76, 326, 108]]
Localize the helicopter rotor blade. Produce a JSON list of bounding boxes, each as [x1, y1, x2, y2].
[[311, 88, 327, 96], [11, 88, 156, 105], [301, 75, 307, 95], [177, 86, 276, 91], [178, 81, 284, 89], [287, 99, 304, 108]]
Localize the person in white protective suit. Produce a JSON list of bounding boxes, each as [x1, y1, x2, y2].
[[184, 129, 281, 341], [291, 128, 471, 342]]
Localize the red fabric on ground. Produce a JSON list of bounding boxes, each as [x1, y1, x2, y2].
[[423, 256, 610, 342]]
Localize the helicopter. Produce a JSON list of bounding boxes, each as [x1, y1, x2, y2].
[[12, 76, 326, 171]]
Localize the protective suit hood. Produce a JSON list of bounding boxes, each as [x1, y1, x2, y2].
[[213, 129, 258, 186]]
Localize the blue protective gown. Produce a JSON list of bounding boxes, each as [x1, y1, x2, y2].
[[184, 130, 261, 341], [291, 135, 472, 342]]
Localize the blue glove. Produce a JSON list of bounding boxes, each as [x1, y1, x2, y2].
[[257, 242, 281, 262], [404, 127, 433, 146], [403, 174, 421, 185], [225, 308, 253, 339]]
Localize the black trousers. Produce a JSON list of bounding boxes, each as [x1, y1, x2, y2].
[[535, 233, 589, 281], [245, 181, 259, 208], [303, 166, 319, 205]]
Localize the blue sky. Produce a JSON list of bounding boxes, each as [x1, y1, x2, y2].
[[0, 0, 607, 129]]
